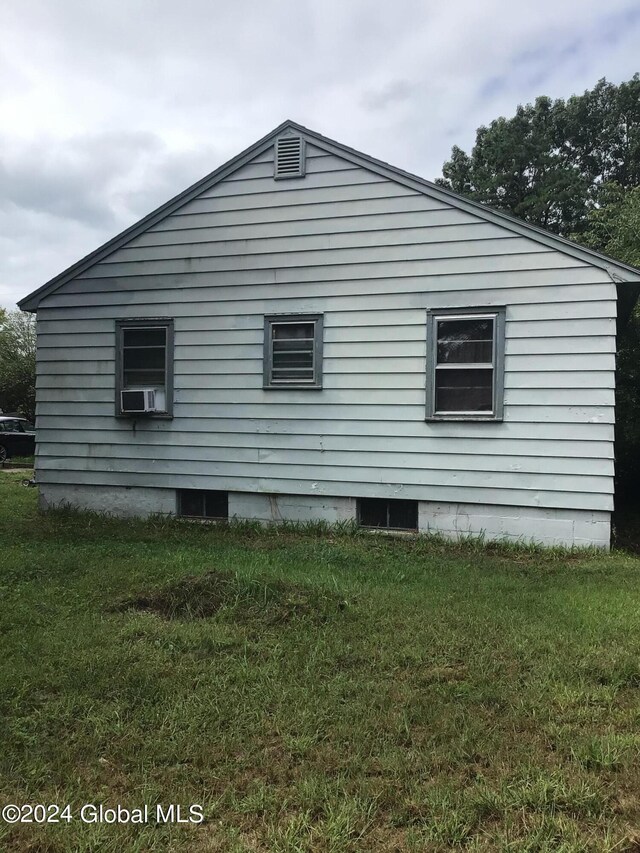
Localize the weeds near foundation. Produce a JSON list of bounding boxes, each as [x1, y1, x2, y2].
[[30, 500, 604, 565]]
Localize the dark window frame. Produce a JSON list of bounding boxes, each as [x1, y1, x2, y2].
[[425, 306, 506, 422], [115, 318, 174, 418], [177, 489, 229, 520], [357, 497, 419, 531], [263, 314, 324, 390]]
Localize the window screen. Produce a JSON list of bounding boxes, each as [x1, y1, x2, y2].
[[264, 315, 323, 388], [178, 490, 228, 519], [122, 327, 168, 388], [272, 322, 315, 382], [358, 498, 418, 531], [426, 309, 505, 420], [435, 317, 494, 413]]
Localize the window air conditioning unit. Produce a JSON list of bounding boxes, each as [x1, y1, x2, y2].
[[121, 389, 157, 414]]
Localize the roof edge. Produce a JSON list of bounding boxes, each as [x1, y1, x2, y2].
[[18, 119, 297, 311], [18, 118, 640, 311], [286, 121, 640, 283]]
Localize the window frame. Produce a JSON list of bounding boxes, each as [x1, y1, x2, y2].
[[425, 306, 506, 422], [263, 313, 324, 390], [115, 318, 175, 418]]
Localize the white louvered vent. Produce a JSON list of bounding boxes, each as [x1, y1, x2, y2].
[[275, 135, 306, 179]]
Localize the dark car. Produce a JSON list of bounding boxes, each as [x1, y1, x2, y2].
[[0, 417, 35, 461]]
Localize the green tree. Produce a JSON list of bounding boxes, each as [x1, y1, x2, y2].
[[574, 183, 640, 266], [0, 310, 36, 422], [438, 75, 640, 236]]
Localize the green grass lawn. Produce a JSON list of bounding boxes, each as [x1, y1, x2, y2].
[[2, 471, 640, 852], [0, 456, 35, 469]]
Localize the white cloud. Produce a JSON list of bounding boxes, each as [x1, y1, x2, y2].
[[2, 0, 639, 307]]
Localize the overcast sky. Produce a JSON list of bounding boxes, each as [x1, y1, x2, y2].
[[2, 0, 640, 309]]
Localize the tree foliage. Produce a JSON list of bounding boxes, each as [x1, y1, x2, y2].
[[0, 310, 36, 422], [573, 183, 640, 267], [438, 75, 640, 236]]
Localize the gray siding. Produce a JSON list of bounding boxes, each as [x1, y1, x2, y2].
[[35, 142, 616, 512]]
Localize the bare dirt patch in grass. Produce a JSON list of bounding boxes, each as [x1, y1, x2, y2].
[[115, 568, 349, 625]]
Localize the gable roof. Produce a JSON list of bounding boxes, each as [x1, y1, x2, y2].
[[18, 119, 640, 312]]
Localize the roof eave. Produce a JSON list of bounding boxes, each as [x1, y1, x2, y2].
[[18, 119, 297, 311], [287, 121, 640, 283], [18, 118, 640, 312]]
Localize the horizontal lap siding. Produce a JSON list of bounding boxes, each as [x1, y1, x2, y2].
[[34, 456, 609, 496], [32, 468, 610, 513], [43, 276, 613, 312], [34, 442, 614, 477], [33, 430, 612, 460], [128, 219, 505, 248], [35, 143, 616, 511], [36, 302, 617, 333], [33, 416, 614, 445], [34, 331, 617, 355], [35, 371, 615, 392], [33, 397, 615, 425], [100, 233, 534, 266]]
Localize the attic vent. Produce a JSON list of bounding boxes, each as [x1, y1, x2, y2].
[[275, 135, 305, 179]]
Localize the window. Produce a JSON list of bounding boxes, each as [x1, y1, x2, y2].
[[426, 307, 505, 420], [0, 420, 25, 432], [264, 314, 323, 389], [358, 498, 418, 531], [116, 319, 174, 417], [178, 490, 228, 519]]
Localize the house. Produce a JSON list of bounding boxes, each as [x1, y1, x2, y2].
[[19, 121, 640, 548]]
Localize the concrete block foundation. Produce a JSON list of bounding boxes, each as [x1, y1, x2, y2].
[[38, 483, 177, 518], [38, 483, 611, 549], [418, 501, 610, 549]]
